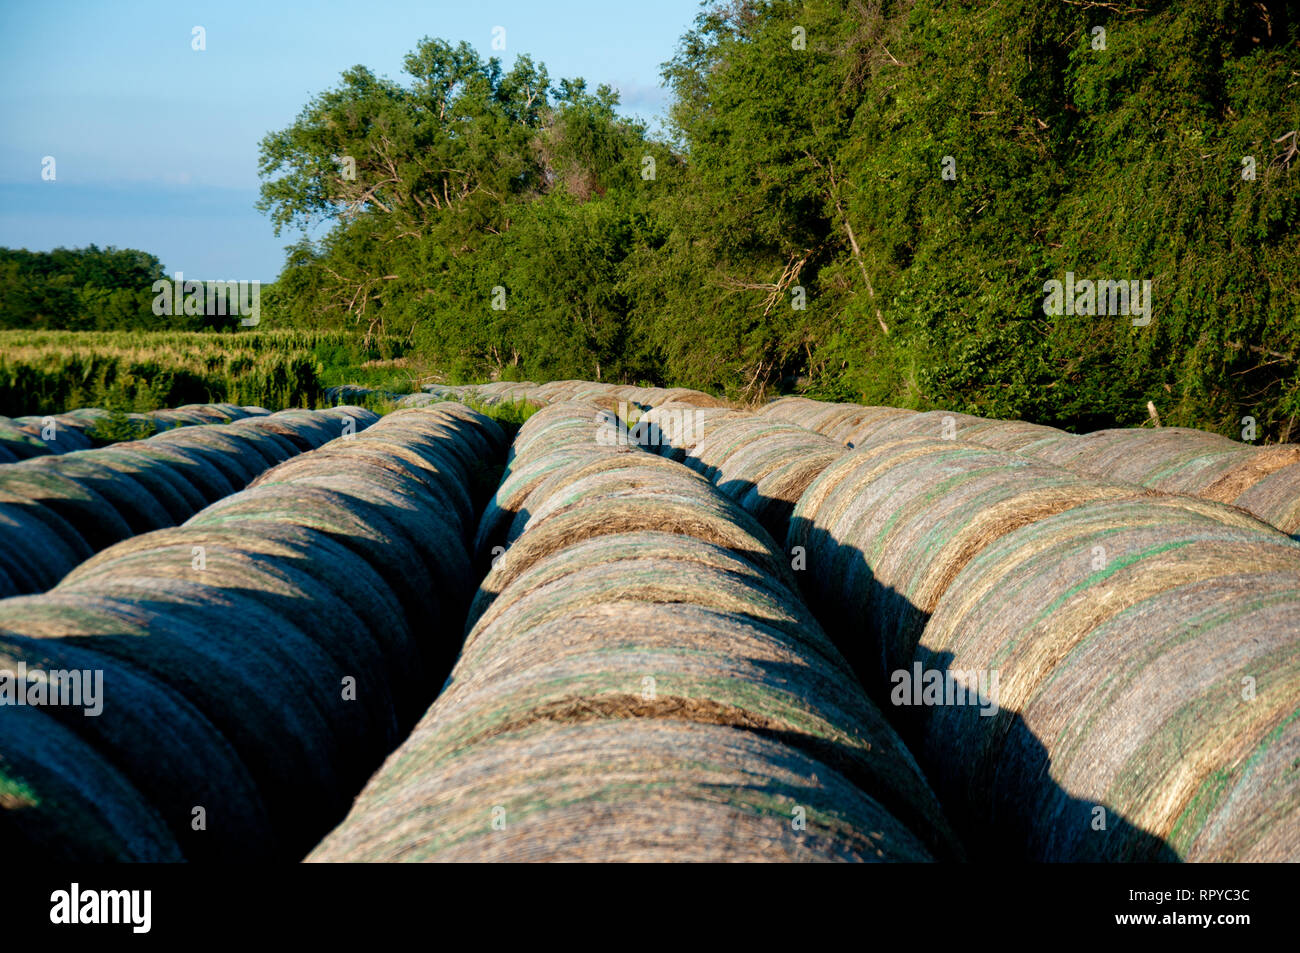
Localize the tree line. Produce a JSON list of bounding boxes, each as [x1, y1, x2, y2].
[[257, 0, 1299, 437], [9, 1, 1297, 438]]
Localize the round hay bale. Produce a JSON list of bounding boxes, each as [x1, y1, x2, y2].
[[308, 720, 933, 862], [71, 446, 202, 524], [12, 415, 96, 453], [0, 493, 93, 595], [933, 418, 1062, 452], [759, 396, 825, 419], [823, 408, 915, 446], [152, 428, 265, 486], [395, 393, 438, 407], [150, 407, 218, 427], [1191, 445, 1300, 503], [95, 439, 236, 505], [262, 410, 343, 449], [471, 455, 793, 622], [220, 419, 304, 464], [1230, 461, 1300, 536], [0, 467, 132, 552], [252, 447, 475, 541], [506, 401, 612, 466], [318, 405, 382, 429], [233, 414, 321, 453], [684, 419, 838, 489], [61, 525, 410, 749], [0, 625, 275, 861], [634, 405, 748, 461], [219, 482, 458, 660], [0, 420, 53, 460], [0, 588, 347, 857], [473, 444, 627, 564], [0, 702, 181, 861], [787, 438, 1284, 698], [738, 446, 846, 543], [660, 387, 731, 408], [914, 499, 1300, 861], [443, 591, 953, 856], [191, 481, 470, 684], [467, 532, 826, 658], [369, 405, 507, 480], [758, 398, 905, 443], [23, 454, 174, 535]]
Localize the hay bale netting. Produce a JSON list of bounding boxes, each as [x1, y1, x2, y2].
[[46, 527, 408, 856], [0, 401, 502, 858], [0, 585, 343, 859], [473, 402, 626, 561], [912, 499, 1300, 862], [0, 619, 275, 861], [471, 452, 799, 619], [632, 404, 748, 462], [0, 466, 132, 553], [786, 437, 1283, 698], [0, 702, 182, 862], [0, 419, 54, 460], [1231, 461, 1300, 536], [21, 453, 174, 535], [10, 415, 97, 454], [0, 490, 94, 596], [309, 530, 959, 862], [309, 720, 932, 862]]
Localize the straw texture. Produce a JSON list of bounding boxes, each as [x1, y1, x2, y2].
[[309, 429, 961, 862], [0, 403, 502, 860], [0, 407, 373, 596]]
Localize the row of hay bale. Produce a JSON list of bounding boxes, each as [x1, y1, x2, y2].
[[0, 404, 507, 862], [618, 394, 1300, 860], [308, 401, 962, 862], [0, 407, 376, 598], [424, 379, 731, 410], [0, 403, 271, 462], [325, 379, 733, 413], [760, 397, 1300, 537], [783, 434, 1300, 861]]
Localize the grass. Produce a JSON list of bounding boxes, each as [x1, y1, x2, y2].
[[0, 329, 421, 416]]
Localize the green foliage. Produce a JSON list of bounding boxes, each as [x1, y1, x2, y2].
[[0, 329, 408, 416], [9, 6, 1295, 440], [0, 245, 262, 332]]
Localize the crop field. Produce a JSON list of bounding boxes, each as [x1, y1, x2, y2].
[[2, 378, 1296, 864], [0, 329, 422, 418]]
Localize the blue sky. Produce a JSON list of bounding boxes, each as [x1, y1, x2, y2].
[[0, 0, 703, 281]]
